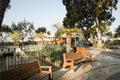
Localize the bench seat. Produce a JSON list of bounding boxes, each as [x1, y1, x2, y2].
[[63, 47, 92, 71], [0, 60, 52, 80]]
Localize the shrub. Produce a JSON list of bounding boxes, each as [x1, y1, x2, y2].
[[102, 40, 119, 49], [113, 40, 120, 45]]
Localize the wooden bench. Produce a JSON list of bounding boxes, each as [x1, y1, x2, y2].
[[76, 47, 91, 59], [0, 59, 53, 80], [63, 47, 92, 71]]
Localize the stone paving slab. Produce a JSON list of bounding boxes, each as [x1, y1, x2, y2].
[[52, 49, 120, 80], [90, 48, 120, 59], [74, 64, 120, 80], [106, 72, 120, 80]]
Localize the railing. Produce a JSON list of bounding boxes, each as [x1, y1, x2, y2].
[[0, 43, 66, 72], [0, 56, 37, 72]]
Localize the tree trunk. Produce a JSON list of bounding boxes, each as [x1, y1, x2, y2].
[[66, 34, 71, 52], [0, 0, 10, 27], [95, 17, 102, 48], [0, 8, 5, 27]]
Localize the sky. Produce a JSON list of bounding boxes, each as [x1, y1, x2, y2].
[[110, 1, 120, 33], [3, 0, 66, 35], [3, 0, 120, 35]]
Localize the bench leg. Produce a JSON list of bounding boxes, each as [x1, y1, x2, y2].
[[89, 55, 92, 65], [88, 59, 92, 65], [63, 62, 66, 68], [48, 73, 53, 80], [70, 64, 74, 71], [70, 60, 74, 71], [63, 60, 74, 71]]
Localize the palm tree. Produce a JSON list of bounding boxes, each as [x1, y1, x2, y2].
[[0, 0, 10, 27], [59, 27, 80, 52]]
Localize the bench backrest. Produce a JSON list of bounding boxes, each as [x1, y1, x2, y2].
[[0, 60, 41, 80], [76, 47, 90, 57], [76, 47, 86, 53], [63, 47, 91, 61], [63, 53, 83, 61]]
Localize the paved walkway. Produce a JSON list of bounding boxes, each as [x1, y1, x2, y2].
[[52, 48, 120, 80], [106, 72, 120, 80]]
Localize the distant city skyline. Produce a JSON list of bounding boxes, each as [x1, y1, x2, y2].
[[3, 0, 120, 34]]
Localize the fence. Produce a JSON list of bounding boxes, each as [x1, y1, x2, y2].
[[0, 44, 66, 72], [0, 56, 37, 72]]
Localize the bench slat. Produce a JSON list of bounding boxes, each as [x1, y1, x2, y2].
[[26, 72, 49, 80], [63, 47, 92, 71], [0, 60, 53, 80]]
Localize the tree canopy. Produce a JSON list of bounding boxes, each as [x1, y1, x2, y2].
[[11, 19, 35, 41], [10, 32, 21, 43], [62, 0, 118, 47], [35, 27, 46, 33], [114, 25, 120, 37], [63, 0, 118, 28], [0, 24, 12, 42], [0, 24, 12, 32]]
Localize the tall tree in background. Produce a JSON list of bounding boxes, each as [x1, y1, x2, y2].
[[11, 19, 35, 42], [35, 27, 46, 44], [63, 0, 118, 48], [47, 31, 51, 35], [52, 23, 63, 37], [35, 27, 46, 33], [114, 25, 120, 38], [53, 23, 80, 52], [0, 0, 10, 27], [10, 32, 21, 43], [0, 24, 12, 42], [106, 31, 112, 38], [57, 26, 80, 52]]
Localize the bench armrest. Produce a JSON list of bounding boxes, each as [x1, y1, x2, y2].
[[40, 66, 52, 80], [40, 66, 52, 73], [66, 59, 73, 60], [40, 66, 52, 69], [66, 59, 74, 64], [66, 59, 73, 61]]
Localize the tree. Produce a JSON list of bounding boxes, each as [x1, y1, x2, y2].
[[53, 23, 80, 52], [82, 27, 95, 40], [10, 32, 21, 43], [63, 0, 118, 48], [52, 22, 62, 30], [34, 32, 44, 38], [11, 19, 35, 42], [47, 31, 51, 35], [34, 32, 45, 44], [114, 25, 120, 38], [35, 27, 47, 44], [0, 0, 10, 27], [0, 24, 12, 42], [83, 23, 110, 42], [52, 23, 63, 37], [106, 31, 112, 38], [35, 27, 46, 33], [58, 27, 80, 52]]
